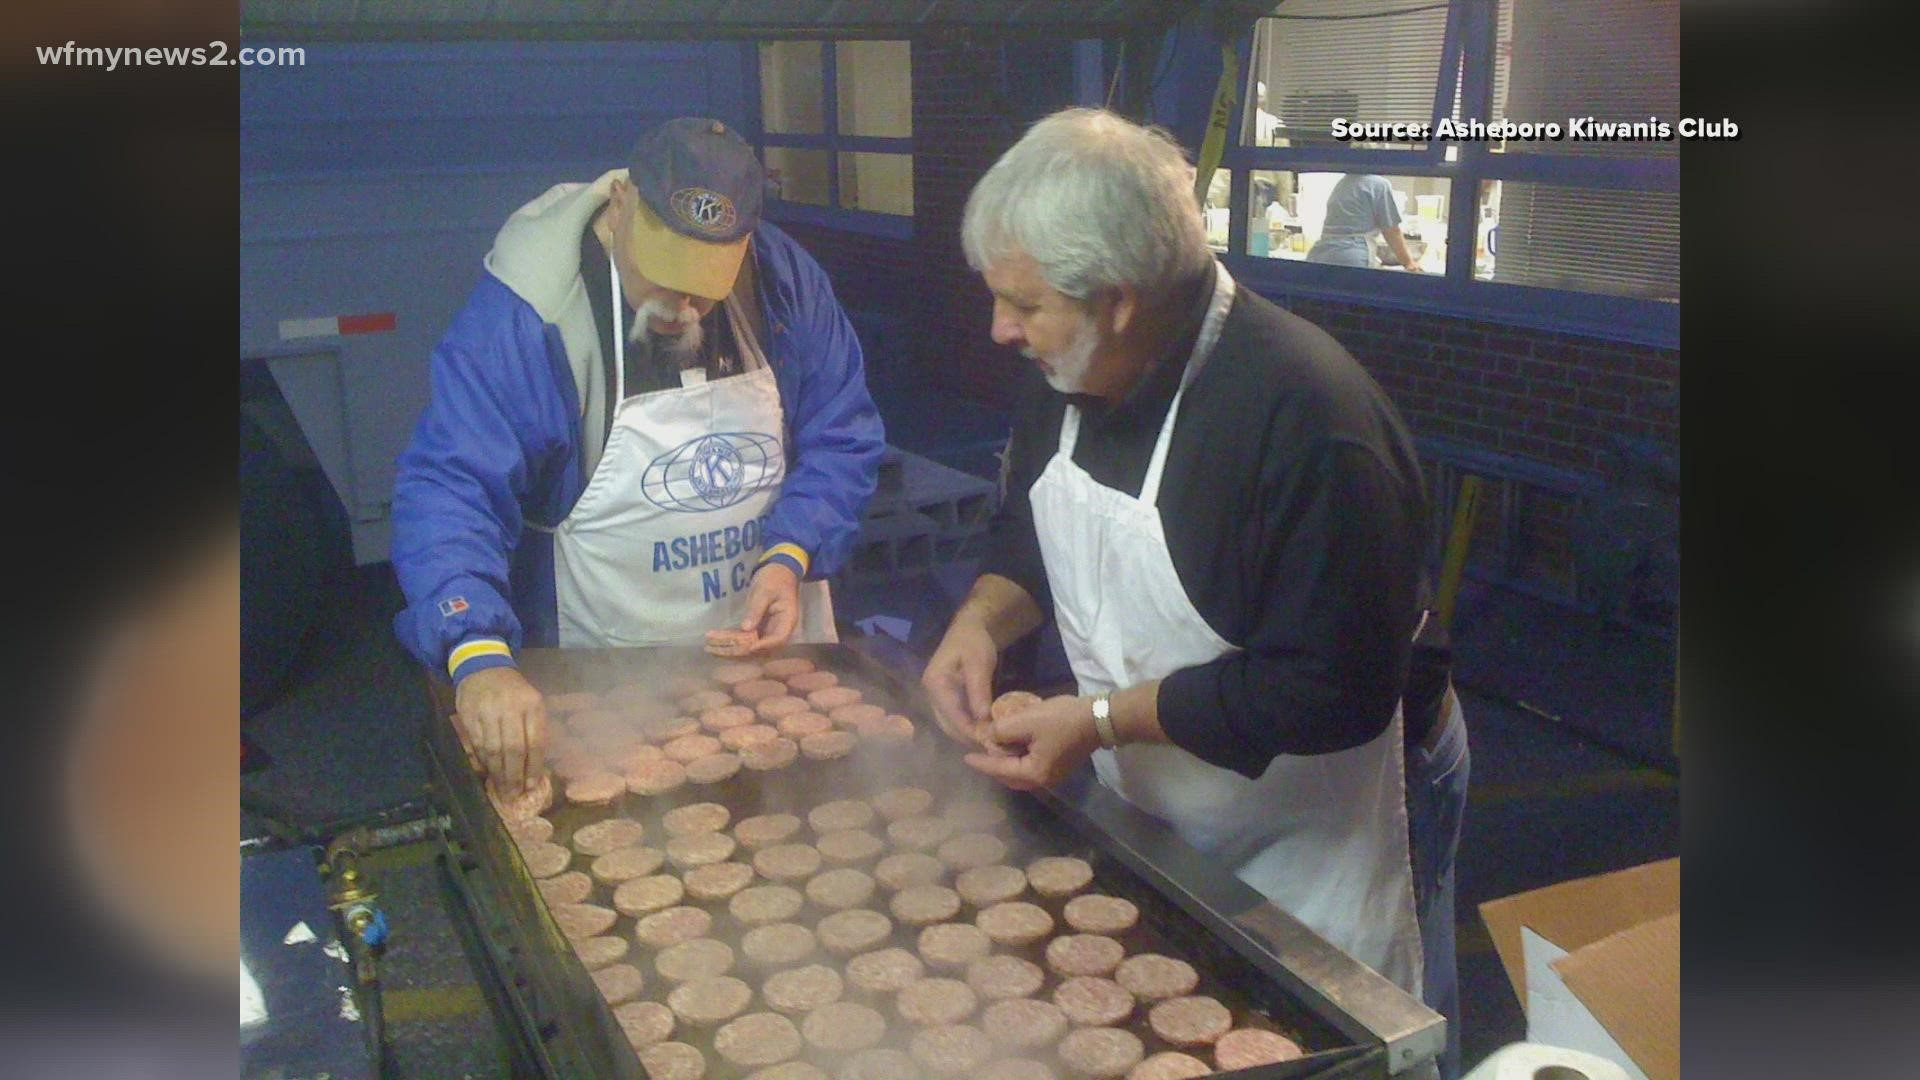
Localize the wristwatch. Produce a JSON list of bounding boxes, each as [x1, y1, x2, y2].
[[1090, 692, 1118, 750]]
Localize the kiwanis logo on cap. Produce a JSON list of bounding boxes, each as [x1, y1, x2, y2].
[[669, 187, 737, 238]]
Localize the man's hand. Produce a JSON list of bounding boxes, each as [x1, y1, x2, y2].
[[963, 694, 1102, 792], [921, 616, 1000, 747], [453, 666, 548, 793], [739, 562, 801, 653]]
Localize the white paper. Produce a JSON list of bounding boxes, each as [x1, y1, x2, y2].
[[240, 958, 268, 1027], [281, 920, 316, 946], [1522, 926, 1649, 1080]]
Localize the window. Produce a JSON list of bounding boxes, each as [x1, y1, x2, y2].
[[757, 40, 913, 229], [1242, 0, 1451, 150], [1216, 0, 1679, 345]]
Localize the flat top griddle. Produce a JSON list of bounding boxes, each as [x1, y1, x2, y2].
[[424, 644, 1441, 1078]]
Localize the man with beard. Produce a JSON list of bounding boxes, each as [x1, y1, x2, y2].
[[921, 109, 1442, 1065], [392, 118, 885, 794]]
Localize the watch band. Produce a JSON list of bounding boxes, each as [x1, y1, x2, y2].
[[1091, 692, 1118, 750]]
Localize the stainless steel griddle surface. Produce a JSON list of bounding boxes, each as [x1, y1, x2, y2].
[[423, 644, 1437, 1078]]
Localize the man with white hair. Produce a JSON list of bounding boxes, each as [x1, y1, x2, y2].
[[923, 107, 1436, 1025], [392, 118, 885, 795]]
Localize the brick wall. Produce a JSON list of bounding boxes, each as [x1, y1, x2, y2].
[[1288, 299, 1680, 476]]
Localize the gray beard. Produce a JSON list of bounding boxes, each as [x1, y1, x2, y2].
[[629, 317, 704, 368]]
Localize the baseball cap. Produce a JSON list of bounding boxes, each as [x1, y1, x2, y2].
[[624, 117, 765, 301]]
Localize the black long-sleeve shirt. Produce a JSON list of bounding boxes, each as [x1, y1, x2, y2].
[[983, 266, 1432, 777]]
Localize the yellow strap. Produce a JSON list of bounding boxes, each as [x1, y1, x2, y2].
[[1437, 474, 1484, 634], [1192, 40, 1241, 207]]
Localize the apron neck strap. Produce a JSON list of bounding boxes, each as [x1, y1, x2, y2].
[[1139, 262, 1235, 507], [609, 252, 627, 403]]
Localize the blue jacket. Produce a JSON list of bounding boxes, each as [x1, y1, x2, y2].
[[391, 171, 885, 681]]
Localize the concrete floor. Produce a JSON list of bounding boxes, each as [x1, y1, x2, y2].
[[240, 557, 1678, 1078]]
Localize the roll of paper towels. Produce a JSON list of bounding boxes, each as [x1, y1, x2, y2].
[[1462, 1042, 1634, 1080]]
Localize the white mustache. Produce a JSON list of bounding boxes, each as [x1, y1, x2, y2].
[[631, 298, 701, 349]]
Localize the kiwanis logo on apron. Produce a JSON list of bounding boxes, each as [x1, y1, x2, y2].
[[641, 431, 782, 512]]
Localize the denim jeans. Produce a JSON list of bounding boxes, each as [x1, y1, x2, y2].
[[1407, 691, 1470, 1079]]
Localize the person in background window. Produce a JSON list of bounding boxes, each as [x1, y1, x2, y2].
[[1308, 173, 1424, 271]]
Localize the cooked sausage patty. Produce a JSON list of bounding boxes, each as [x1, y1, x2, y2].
[[537, 870, 593, 906], [1058, 1027, 1145, 1079], [565, 771, 628, 807], [1127, 1052, 1212, 1080], [964, 954, 1045, 1001], [551, 902, 616, 940], [981, 997, 1069, 1052], [844, 946, 924, 994], [590, 962, 645, 1005], [1213, 1028, 1306, 1069], [655, 938, 736, 983], [636, 1040, 706, 1080], [800, 1001, 888, 1053], [684, 752, 742, 786], [917, 923, 993, 971], [936, 832, 1008, 872], [626, 758, 688, 797], [570, 817, 646, 856], [804, 867, 876, 911], [713, 1012, 802, 1069], [895, 978, 978, 1026], [974, 901, 1054, 947], [589, 845, 666, 885], [1025, 856, 1093, 898], [665, 831, 737, 870], [890, 884, 962, 926], [908, 1023, 995, 1076], [729, 885, 805, 926], [634, 905, 715, 950], [611, 999, 673, 1049], [1052, 977, 1135, 1027], [734, 812, 802, 849], [1045, 934, 1125, 978], [612, 874, 686, 917], [816, 909, 893, 957], [740, 736, 800, 771], [871, 785, 934, 821], [682, 861, 756, 903], [808, 798, 876, 833], [816, 829, 885, 866], [520, 840, 573, 879], [741, 922, 819, 968], [572, 934, 630, 971], [798, 730, 857, 761], [762, 962, 843, 1015], [1113, 955, 1199, 1002], [667, 975, 753, 1026], [753, 842, 823, 883], [1148, 996, 1233, 1048], [1063, 894, 1140, 936], [955, 865, 1027, 908], [874, 851, 945, 891]]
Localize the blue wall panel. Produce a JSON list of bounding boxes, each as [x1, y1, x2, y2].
[[240, 41, 752, 563]]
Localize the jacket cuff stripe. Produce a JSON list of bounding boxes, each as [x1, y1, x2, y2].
[[449, 638, 513, 680], [759, 542, 811, 577]]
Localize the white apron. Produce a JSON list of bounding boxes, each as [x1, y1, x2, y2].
[[1030, 264, 1423, 997], [541, 256, 836, 647]]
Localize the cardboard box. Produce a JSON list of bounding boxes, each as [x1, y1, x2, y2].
[[1479, 858, 1679, 1080]]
